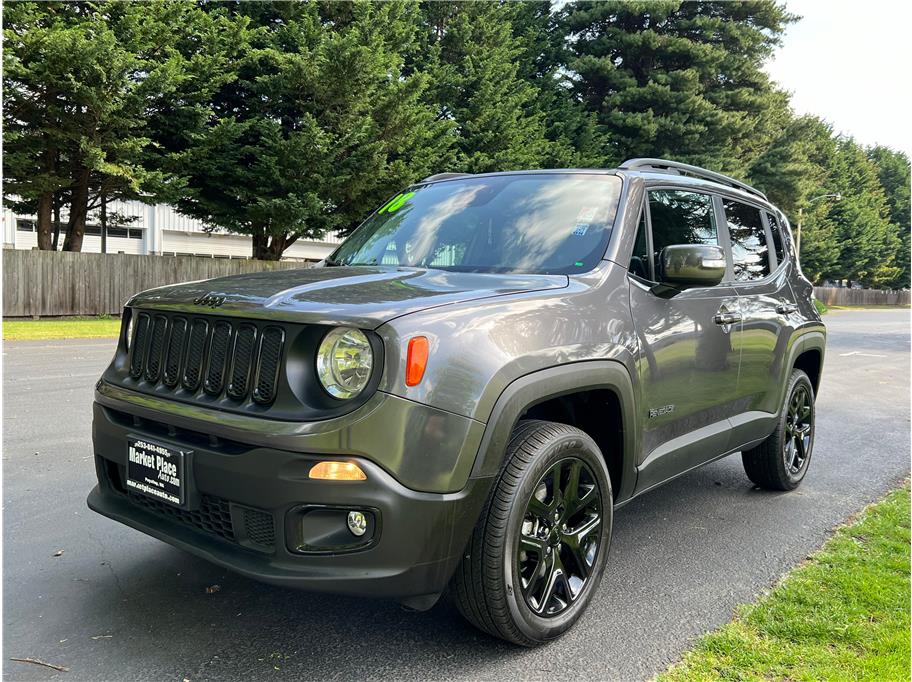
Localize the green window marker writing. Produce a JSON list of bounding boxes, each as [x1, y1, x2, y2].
[[385, 191, 415, 213], [378, 193, 403, 214]]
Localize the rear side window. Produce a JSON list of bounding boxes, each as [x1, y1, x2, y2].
[[648, 190, 718, 276], [723, 200, 770, 281], [767, 212, 787, 264]]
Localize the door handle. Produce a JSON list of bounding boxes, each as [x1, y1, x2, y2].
[[776, 302, 798, 315], [713, 312, 742, 325]]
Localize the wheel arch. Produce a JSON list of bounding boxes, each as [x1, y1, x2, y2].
[[793, 346, 823, 395], [786, 329, 826, 399], [469, 360, 638, 505]]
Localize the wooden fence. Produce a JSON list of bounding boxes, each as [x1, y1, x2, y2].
[[5, 249, 908, 317], [2, 249, 309, 317], [813, 286, 910, 307]]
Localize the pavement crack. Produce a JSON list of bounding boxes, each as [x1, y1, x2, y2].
[[87, 528, 129, 600]]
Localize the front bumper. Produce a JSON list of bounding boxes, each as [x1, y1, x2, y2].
[[88, 399, 493, 602]]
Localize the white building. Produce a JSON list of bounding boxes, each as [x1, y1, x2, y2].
[[2, 199, 341, 261]]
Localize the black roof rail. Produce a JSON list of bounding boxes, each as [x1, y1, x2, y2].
[[618, 158, 767, 200], [421, 172, 473, 183]]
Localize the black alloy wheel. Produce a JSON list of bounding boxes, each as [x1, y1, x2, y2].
[[517, 457, 602, 617], [784, 383, 813, 475], [742, 368, 816, 491], [452, 420, 613, 646]]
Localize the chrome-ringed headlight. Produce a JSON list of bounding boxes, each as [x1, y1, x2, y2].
[[316, 327, 373, 399]]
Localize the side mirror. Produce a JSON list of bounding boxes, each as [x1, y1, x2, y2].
[[659, 244, 726, 287]]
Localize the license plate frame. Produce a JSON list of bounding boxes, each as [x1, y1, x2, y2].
[[125, 437, 188, 508]]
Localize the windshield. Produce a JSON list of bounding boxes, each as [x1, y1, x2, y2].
[[329, 174, 623, 274]]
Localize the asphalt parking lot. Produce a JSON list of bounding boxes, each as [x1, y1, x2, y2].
[[3, 309, 909, 681]]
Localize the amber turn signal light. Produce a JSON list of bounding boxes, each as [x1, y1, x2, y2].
[[406, 336, 429, 386], [308, 461, 367, 481]]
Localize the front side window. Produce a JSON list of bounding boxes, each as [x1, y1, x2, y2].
[[724, 200, 770, 281], [647, 190, 718, 275], [330, 174, 623, 275]]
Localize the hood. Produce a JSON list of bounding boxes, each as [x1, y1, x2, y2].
[[128, 265, 569, 328]]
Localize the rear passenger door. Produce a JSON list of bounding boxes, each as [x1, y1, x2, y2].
[[722, 200, 799, 445], [628, 188, 743, 493]]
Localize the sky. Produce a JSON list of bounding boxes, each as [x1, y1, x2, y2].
[[764, 0, 912, 157]]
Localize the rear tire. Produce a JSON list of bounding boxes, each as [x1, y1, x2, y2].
[[451, 420, 613, 646], [742, 369, 816, 491]]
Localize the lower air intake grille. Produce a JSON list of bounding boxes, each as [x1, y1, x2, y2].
[[242, 507, 276, 548], [128, 492, 234, 542]]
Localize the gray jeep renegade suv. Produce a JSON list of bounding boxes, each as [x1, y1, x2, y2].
[[88, 158, 825, 645]]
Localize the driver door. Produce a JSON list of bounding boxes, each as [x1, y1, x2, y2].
[[628, 188, 743, 493]]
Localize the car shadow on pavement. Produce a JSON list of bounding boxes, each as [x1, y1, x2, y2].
[[69, 539, 525, 679], [56, 452, 908, 681]]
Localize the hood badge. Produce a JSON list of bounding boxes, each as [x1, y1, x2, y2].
[[194, 293, 226, 308]]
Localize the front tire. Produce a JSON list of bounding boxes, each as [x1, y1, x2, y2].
[[742, 369, 816, 491], [452, 420, 613, 646]]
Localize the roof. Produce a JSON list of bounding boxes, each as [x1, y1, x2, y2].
[[419, 159, 771, 206]]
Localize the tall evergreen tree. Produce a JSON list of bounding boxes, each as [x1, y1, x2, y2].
[[564, 1, 795, 174], [789, 137, 899, 287], [822, 140, 902, 288], [165, 1, 453, 259], [867, 146, 911, 288], [747, 114, 831, 217], [2, 1, 234, 251], [509, 1, 604, 168], [418, 1, 553, 173]]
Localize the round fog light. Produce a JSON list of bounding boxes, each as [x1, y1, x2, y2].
[[347, 511, 368, 537]]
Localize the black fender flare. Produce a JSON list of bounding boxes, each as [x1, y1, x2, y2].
[[777, 328, 826, 410], [468, 360, 638, 504]]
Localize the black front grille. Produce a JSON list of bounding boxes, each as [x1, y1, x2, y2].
[[128, 312, 284, 405], [145, 315, 168, 382], [163, 317, 187, 387], [227, 325, 257, 399], [253, 327, 284, 404], [204, 321, 232, 395]]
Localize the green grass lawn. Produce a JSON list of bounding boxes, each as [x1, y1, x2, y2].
[[659, 483, 911, 681], [3, 316, 121, 341], [828, 304, 911, 310]]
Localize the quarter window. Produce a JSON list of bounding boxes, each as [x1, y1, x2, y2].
[[723, 200, 770, 281], [767, 212, 786, 264]]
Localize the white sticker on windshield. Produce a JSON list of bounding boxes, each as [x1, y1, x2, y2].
[[576, 206, 600, 223], [572, 223, 589, 237]]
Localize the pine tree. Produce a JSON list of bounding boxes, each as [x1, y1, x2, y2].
[[165, 1, 453, 259], [418, 1, 553, 173], [564, 1, 795, 174], [2, 1, 234, 251], [748, 115, 831, 217], [867, 146, 911, 288], [511, 1, 604, 167], [822, 141, 901, 288]]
